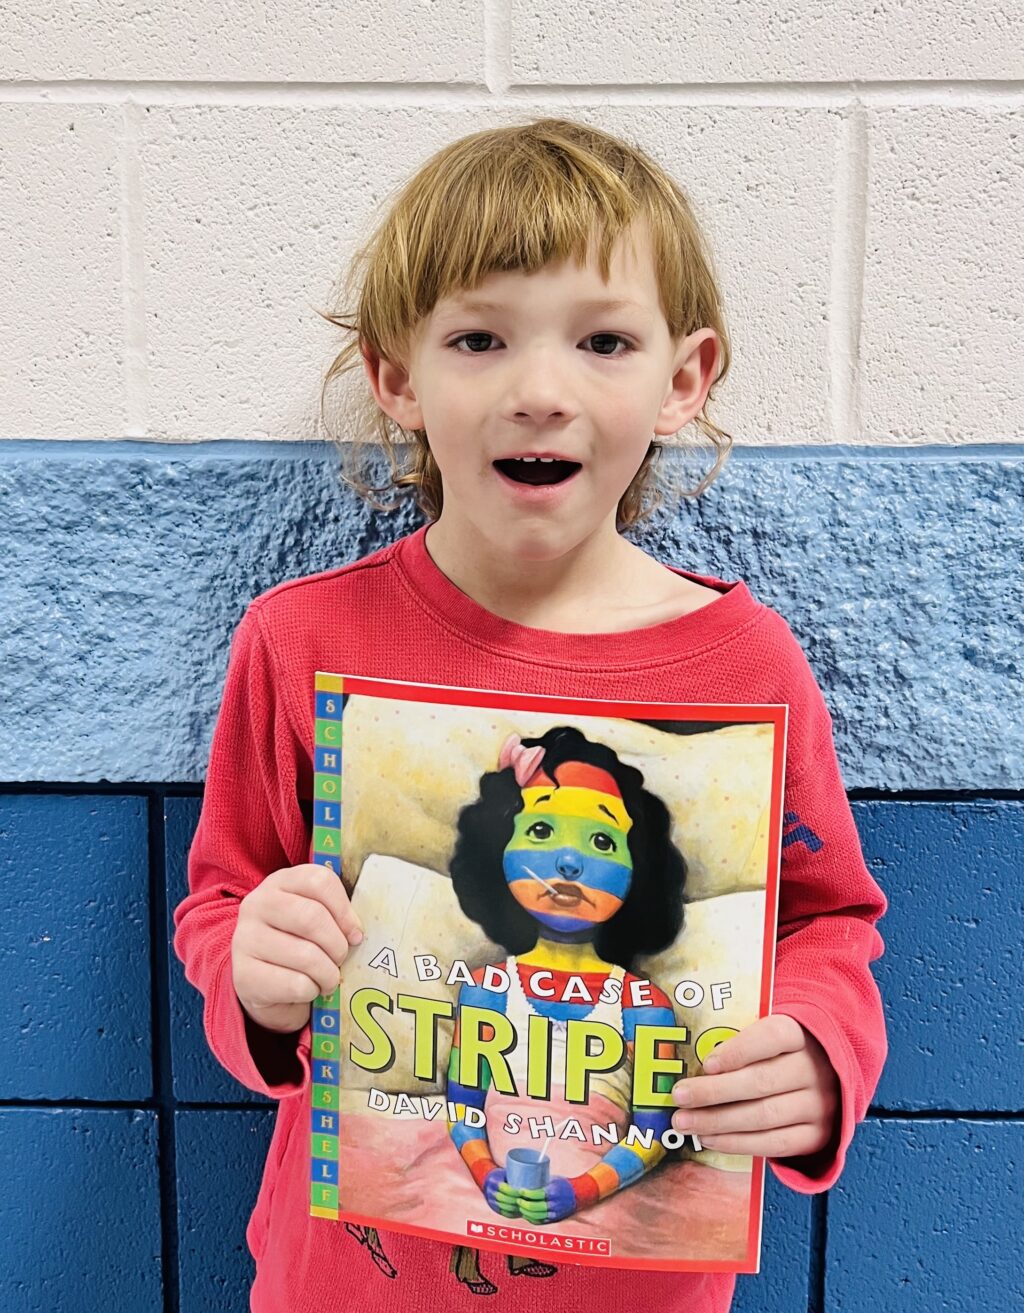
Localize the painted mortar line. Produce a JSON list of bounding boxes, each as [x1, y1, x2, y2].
[[4, 784, 1022, 804], [0, 437, 1022, 461], [504, 83, 1024, 109], [0, 782, 205, 796], [848, 789, 1024, 802], [483, 0, 511, 97], [808, 1194, 828, 1313], [829, 100, 869, 444], [164, 1102, 276, 1113], [0, 81, 1023, 108], [118, 100, 151, 440], [868, 1108, 1024, 1120], [147, 791, 181, 1313], [0, 1097, 275, 1112]]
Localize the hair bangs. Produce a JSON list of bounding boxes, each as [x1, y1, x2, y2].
[[317, 116, 733, 525]]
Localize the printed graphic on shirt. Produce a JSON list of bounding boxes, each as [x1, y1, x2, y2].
[[343, 1225, 560, 1296], [308, 674, 787, 1274], [782, 811, 824, 854]]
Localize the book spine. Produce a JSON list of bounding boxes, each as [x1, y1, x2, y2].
[[309, 673, 344, 1220]]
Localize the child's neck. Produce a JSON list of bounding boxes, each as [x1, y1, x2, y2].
[[519, 938, 607, 973], [424, 515, 661, 633]]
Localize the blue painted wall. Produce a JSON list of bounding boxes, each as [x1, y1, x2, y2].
[[1, 440, 1021, 1312]]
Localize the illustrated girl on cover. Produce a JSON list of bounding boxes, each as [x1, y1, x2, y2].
[[447, 724, 688, 1251]]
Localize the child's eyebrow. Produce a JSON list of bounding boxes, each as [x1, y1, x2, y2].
[[446, 295, 651, 317]]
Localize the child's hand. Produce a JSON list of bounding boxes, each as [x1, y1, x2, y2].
[[231, 863, 363, 1035], [670, 1014, 840, 1159], [512, 1177, 578, 1225], [484, 1171, 578, 1225], [483, 1167, 517, 1217]]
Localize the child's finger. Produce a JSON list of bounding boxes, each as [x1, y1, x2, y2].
[[238, 957, 325, 1008], [248, 924, 343, 997], [673, 1052, 807, 1109], [701, 1014, 804, 1074], [276, 865, 364, 947], [309, 865, 365, 945], [671, 1089, 813, 1138], [259, 887, 353, 965], [685, 1122, 825, 1159]]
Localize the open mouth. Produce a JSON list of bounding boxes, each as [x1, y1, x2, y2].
[[493, 457, 582, 486], [543, 881, 595, 909]]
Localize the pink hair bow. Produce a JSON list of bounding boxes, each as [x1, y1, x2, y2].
[[498, 733, 545, 787]]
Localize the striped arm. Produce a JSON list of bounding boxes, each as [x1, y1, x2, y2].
[[446, 980, 503, 1189], [569, 1008, 677, 1209]]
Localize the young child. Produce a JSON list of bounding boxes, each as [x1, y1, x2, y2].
[[173, 116, 887, 1313]]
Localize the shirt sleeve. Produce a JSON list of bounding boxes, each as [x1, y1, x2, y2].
[[766, 636, 889, 1193], [172, 601, 314, 1098]]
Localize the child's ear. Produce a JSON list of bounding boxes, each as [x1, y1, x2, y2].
[[360, 338, 425, 430], [654, 327, 722, 436]]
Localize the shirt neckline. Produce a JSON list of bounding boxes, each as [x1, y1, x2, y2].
[[392, 524, 761, 670]]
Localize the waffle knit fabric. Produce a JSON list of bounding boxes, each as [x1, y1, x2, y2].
[[173, 523, 888, 1313]]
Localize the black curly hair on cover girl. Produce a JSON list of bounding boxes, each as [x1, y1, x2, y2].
[[449, 725, 686, 971]]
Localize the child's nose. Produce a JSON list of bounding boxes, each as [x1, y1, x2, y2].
[[554, 851, 583, 879]]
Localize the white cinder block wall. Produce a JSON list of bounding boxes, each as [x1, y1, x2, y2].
[[0, 2, 1021, 445]]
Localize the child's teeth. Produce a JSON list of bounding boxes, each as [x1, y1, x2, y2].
[[521, 457, 536, 462], [540, 457, 553, 462]]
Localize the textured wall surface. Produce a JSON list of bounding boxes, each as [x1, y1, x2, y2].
[[3, 0, 1022, 1305], [2, 443, 1022, 1310], [828, 1119, 1024, 1310], [4, 787, 1021, 1311], [2, 440, 1021, 787], [0, 1108, 162, 1310]]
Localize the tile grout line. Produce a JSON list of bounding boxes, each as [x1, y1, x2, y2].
[[147, 788, 181, 1313], [1, 782, 1022, 805], [808, 1194, 828, 1313]]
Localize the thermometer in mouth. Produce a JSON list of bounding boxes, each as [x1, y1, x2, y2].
[[522, 864, 595, 907], [521, 864, 559, 895]]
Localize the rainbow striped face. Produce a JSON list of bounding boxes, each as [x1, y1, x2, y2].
[[502, 781, 634, 935]]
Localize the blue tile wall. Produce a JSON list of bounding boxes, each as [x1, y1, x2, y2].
[[827, 1118, 1024, 1310], [0, 441, 1019, 1313], [0, 1108, 162, 1312], [0, 794, 151, 1101], [175, 1109, 274, 1313], [731, 1174, 814, 1313], [164, 797, 269, 1105], [854, 799, 1024, 1112]]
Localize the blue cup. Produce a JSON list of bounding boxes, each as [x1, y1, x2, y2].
[[505, 1148, 551, 1190]]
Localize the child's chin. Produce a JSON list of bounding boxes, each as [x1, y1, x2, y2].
[[532, 912, 596, 936]]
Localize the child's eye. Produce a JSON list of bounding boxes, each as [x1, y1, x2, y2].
[[526, 820, 554, 840], [447, 332, 635, 357], [591, 831, 616, 852], [587, 333, 635, 357], [449, 331, 497, 353]]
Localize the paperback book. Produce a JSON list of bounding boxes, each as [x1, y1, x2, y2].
[[307, 672, 785, 1273]]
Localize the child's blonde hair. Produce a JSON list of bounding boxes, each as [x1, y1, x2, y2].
[[317, 116, 732, 529]]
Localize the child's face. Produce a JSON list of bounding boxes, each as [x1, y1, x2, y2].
[[501, 802, 634, 937], [367, 220, 719, 563]]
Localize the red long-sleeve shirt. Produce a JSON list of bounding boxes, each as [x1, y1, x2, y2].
[[173, 523, 887, 1313]]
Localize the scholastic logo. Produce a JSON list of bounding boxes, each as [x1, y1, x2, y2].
[[466, 1220, 611, 1255]]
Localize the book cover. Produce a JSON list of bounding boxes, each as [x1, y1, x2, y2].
[[308, 672, 786, 1273]]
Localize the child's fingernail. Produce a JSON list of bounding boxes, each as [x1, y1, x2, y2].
[[672, 1084, 691, 1106], [703, 1057, 721, 1073], [349, 929, 363, 945], [672, 1113, 692, 1132]]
